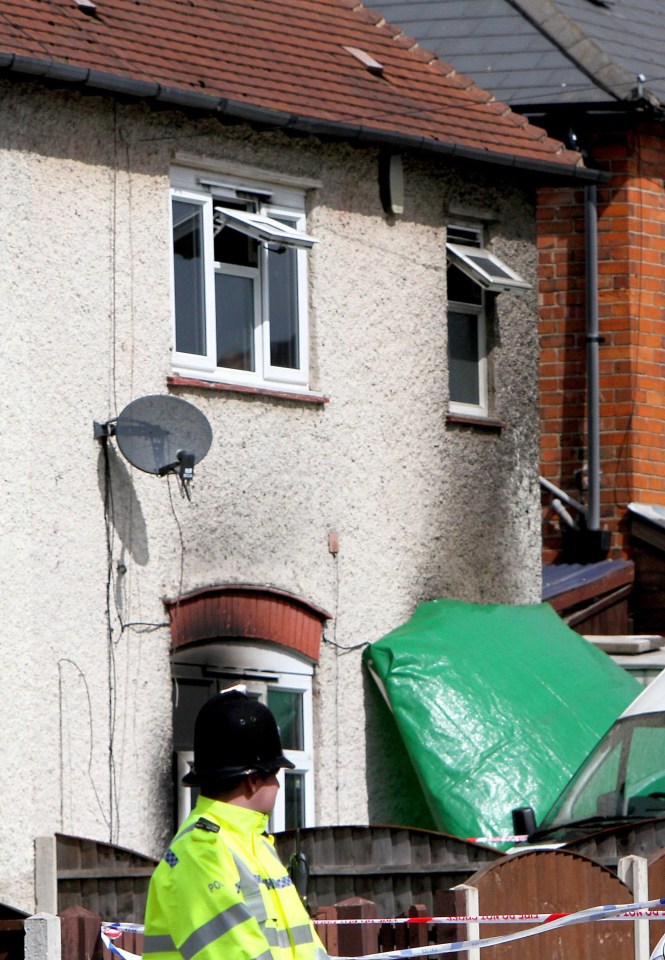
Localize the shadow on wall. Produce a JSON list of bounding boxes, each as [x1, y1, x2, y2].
[[97, 442, 150, 567], [363, 670, 436, 830]]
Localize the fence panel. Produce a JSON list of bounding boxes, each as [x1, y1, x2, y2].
[[568, 818, 665, 871], [462, 848, 634, 960], [648, 846, 665, 951], [56, 836, 156, 924], [274, 826, 503, 917]]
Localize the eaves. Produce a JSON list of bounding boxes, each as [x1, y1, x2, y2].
[[0, 52, 608, 184]]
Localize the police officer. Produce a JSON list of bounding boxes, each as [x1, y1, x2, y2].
[[144, 688, 328, 960]]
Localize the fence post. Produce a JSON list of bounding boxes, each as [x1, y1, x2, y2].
[[25, 913, 61, 960], [407, 905, 429, 948], [451, 883, 480, 960], [59, 905, 103, 960], [315, 906, 339, 958], [35, 837, 58, 915], [334, 897, 378, 958], [618, 854, 650, 960]]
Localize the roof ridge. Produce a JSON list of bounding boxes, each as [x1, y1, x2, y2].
[[507, 0, 649, 103]]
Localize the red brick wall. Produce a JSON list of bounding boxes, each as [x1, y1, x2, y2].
[[539, 122, 665, 561]]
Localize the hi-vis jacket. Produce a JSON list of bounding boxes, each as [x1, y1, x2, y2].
[[144, 797, 328, 960]]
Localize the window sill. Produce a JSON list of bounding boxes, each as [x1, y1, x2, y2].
[[446, 412, 505, 431], [167, 375, 329, 405]]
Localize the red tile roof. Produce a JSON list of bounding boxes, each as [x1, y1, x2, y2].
[[0, 0, 593, 177]]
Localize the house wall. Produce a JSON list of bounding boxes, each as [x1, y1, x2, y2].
[[539, 120, 665, 561], [0, 80, 542, 912]]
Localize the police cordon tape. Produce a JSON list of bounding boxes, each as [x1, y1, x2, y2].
[[101, 897, 665, 960], [102, 908, 665, 933], [335, 899, 665, 960]]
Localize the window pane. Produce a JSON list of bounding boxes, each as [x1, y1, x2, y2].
[[448, 310, 480, 405], [214, 220, 258, 269], [172, 200, 207, 356], [268, 243, 300, 369], [268, 689, 303, 750], [216, 272, 255, 371], [448, 263, 482, 305], [284, 771, 305, 831]]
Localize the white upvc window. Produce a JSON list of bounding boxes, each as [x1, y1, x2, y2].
[[446, 224, 529, 418], [173, 643, 315, 833], [170, 170, 316, 393]]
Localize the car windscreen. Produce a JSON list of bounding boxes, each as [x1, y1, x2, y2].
[[538, 712, 665, 832]]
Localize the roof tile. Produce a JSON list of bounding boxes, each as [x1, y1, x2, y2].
[[0, 0, 587, 172]]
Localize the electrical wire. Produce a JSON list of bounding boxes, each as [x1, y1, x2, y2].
[[102, 435, 120, 843], [166, 475, 187, 600], [323, 635, 370, 653], [58, 658, 111, 832]]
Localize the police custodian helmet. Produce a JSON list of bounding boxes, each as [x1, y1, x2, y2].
[[182, 687, 295, 786]]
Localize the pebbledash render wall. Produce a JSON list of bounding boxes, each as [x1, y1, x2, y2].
[[539, 119, 665, 561], [0, 79, 542, 911]]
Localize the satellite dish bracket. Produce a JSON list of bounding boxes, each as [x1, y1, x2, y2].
[[93, 419, 117, 440]]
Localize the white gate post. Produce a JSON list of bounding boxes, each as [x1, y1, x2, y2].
[[618, 854, 650, 960], [25, 913, 61, 960], [451, 883, 480, 960]]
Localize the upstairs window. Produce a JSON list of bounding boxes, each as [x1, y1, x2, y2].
[[446, 225, 529, 418], [171, 170, 316, 392]]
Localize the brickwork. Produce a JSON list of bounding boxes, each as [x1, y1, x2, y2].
[[539, 122, 665, 561]]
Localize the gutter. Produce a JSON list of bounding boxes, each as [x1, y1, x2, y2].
[[0, 53, 608, 183]]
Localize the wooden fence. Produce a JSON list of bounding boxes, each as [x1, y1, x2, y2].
[[32, 848, 665, 960], [37, 824, 665, 921], [55, 835, 157, 923], [273, 825, 504, 917], [13, 829, 665, 960]]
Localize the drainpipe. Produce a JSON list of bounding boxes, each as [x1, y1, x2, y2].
[[585, 183, 601, 534]]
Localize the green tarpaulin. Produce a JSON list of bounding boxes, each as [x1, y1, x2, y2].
[[363, 599, 641, 843]]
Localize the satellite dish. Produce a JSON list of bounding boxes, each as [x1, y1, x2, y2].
[[105, 395, 212, 496]]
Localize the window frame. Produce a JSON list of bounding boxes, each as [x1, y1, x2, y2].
[[446, 224, 531, 419], [170, 173, 314, 393], [447, 294, 488, 418], [446, 242, 530, 293], [446, 224, 490, 419], [171, 192, 217, 375]]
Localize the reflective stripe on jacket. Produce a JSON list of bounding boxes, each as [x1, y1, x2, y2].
[[144, 797, 328, 960]]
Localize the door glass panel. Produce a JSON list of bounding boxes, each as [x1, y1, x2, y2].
[[216, 272, 255, 371], [268, 689, 303, 750], [448, 310, 480, 404], [172, 200, 207, 356], [268, 232, 299, 369], [284, 771, 305, 831]]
